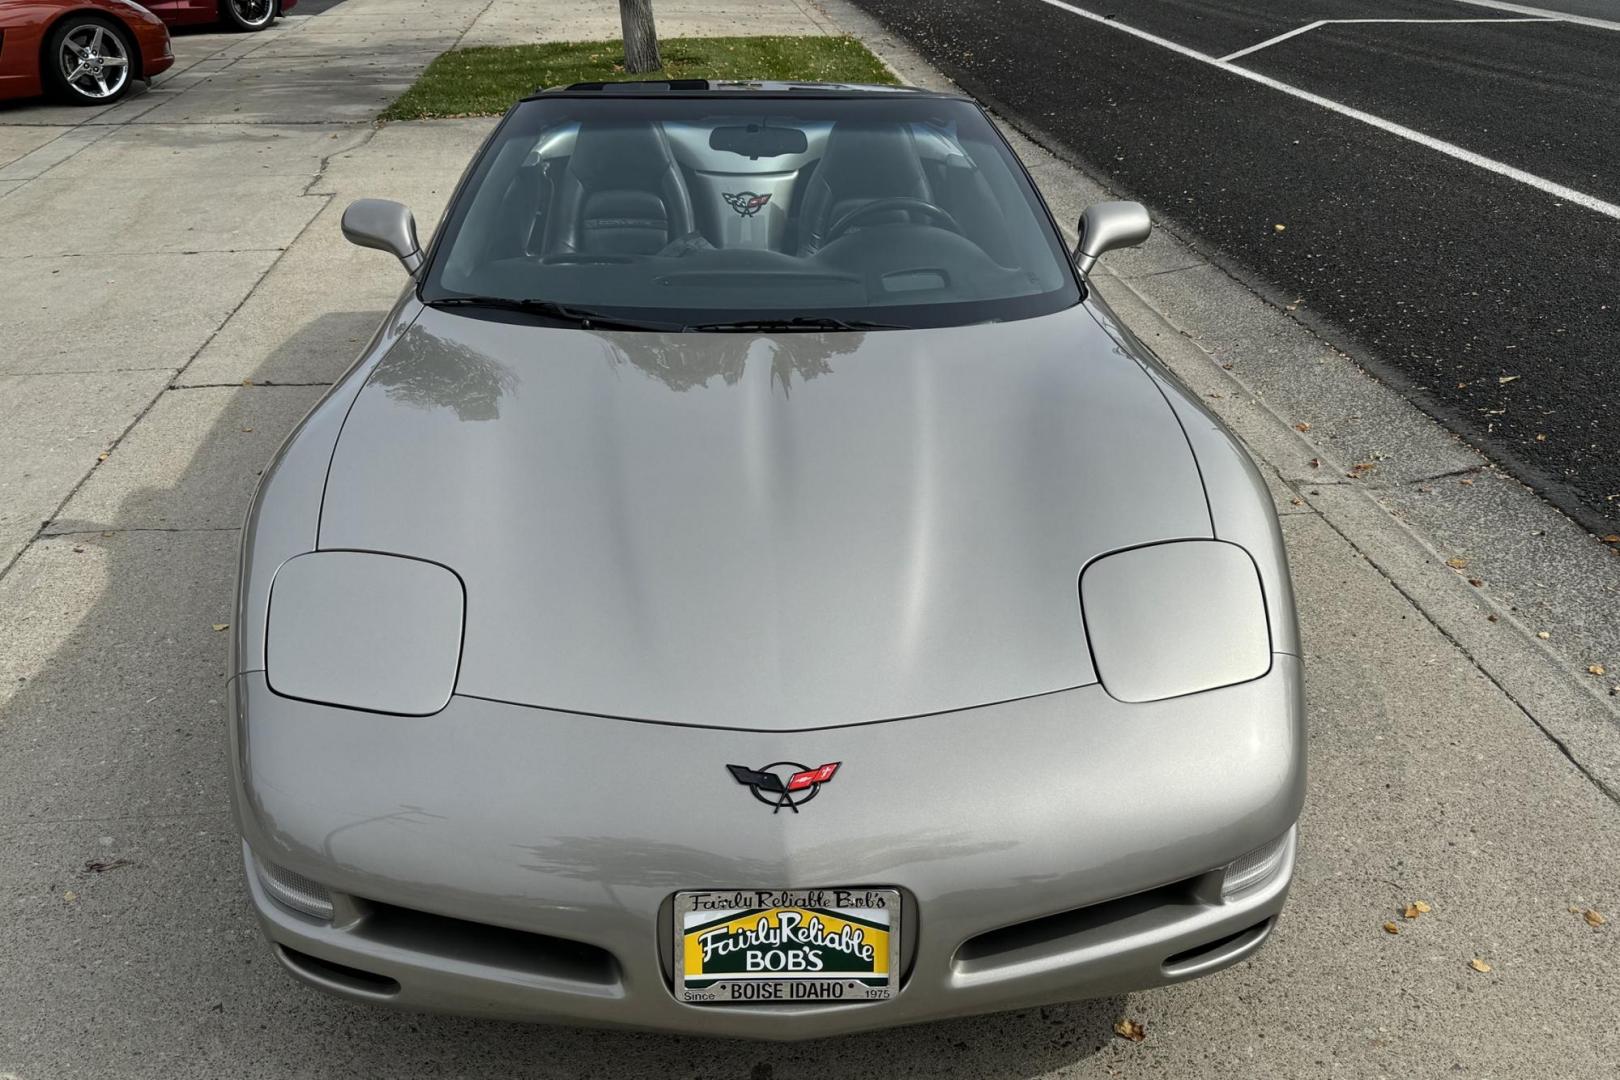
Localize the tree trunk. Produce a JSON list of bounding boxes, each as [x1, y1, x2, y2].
[[619, 0, 662, 75]]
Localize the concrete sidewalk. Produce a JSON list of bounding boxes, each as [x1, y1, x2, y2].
[[1, 1, 1616, 1077]]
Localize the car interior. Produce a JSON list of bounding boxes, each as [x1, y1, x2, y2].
[[430, 101, 1078, 321]]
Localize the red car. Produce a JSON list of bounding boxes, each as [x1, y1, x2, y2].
[[0, 0, 295, 107], [145, 0, 296, 33], [0, 1, 172, 105]]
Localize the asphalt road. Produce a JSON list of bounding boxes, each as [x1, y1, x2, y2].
[[846, 0, 1620, 534]]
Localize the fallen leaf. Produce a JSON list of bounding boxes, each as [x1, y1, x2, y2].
[[1383, 921, 1401, 935], [1446, 557, 1468, 569], [1537, 631, 1551, 639], [240, 427, 254, 433], [1113, 1018, 1146, 1042], [1468, 578, 1484, 587], [1403, 900, 1432, 919], [1469, 958, 1492, 973], [1583, 909, 1607, 927], [212, 623, 230, 633], [1536, 433, 1547, 442], [63, 890, 77, 903], [1274, 223, 1286, 232], [242, 378, 254, 386], [1459, 477, 1475, 486], [1347, 462, 1376, 479], [1487, 614, 1499, 623], [1290, 496, 1304, 506], [1590, 665, 1608, 676], [1294, 421, 1311, 432], [1498, 375, 1520, 385], [97, 452, 110, 462], [1601, 534, 1620, 544]]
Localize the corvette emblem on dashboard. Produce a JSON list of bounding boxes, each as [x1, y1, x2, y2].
[[726, 761, 840, 813], [722, 191, 772, 217]]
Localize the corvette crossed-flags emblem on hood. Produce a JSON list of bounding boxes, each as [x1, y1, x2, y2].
[[726, 761, 840, 813]]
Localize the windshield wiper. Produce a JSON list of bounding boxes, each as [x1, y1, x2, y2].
[[427, 296, 679, 332], [683, 315, 910, 333]]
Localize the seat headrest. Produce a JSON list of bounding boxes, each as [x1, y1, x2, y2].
[[568, 122, 678, 185], [815, 122, 930, 199]]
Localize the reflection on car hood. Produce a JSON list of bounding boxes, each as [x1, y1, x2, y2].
[[318, 304, 1211, 730]]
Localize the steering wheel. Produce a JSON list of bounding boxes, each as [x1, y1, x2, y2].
[[823, 197, 963, 246]]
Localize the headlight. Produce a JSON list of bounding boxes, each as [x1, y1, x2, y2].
[[265, 550, 464, 715], [1079, 539, 1271, 702]]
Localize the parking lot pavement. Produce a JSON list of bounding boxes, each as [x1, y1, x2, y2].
[[2, 1, 1618, 1076]]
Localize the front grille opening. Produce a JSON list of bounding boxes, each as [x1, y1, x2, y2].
[[955, 878, 1199, 974], [279, 946, 400, 996], [355, 900, 619, 988], [1162, 918, 1271, 974]]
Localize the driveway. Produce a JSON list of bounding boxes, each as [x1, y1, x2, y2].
[[1, 2, 1616, 1077]]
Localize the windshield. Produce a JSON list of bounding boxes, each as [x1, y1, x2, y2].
[[421, 93, 1080, 329]]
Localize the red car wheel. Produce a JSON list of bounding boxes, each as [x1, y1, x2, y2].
[[43, 15, 135, 105], [220, 0, 278, 32]]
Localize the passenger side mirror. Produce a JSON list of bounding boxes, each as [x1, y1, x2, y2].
[[1073, 201, 1152, 275], [342, 198, 424, 276]]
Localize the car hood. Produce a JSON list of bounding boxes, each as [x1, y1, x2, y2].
[[317, 303, 1211, 730]]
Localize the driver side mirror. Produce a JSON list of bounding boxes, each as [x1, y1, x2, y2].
[[1074, 201, 1152, 275], [342, 198, 424, 277]]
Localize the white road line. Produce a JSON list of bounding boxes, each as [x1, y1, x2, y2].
[[1445, 0, 1620, 32], [1219, 20, 1328, 61], [1026, 0, 1620, 221], [1220, 18, 1554, 62]]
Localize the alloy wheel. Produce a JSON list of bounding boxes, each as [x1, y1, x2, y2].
[[58, 23, 130, 102], [230, 0, 277, 28]]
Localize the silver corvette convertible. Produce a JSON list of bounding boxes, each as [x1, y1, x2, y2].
[[230, 80, 1303, 1039]]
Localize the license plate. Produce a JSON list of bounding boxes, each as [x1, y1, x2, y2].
[[674, 888, 900, 1005]]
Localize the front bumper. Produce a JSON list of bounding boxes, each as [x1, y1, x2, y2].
[[230, 656, 1304, 1039], [132, 21, 174, 79]]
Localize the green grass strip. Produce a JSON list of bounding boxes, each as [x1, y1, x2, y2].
[[381, 35, 898, 121]]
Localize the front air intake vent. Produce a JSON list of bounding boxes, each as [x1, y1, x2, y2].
[[954, 877, 1200, 976], [354, 900, 621, 989]]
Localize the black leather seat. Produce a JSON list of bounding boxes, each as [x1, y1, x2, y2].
[[544, 123, 696, 256], [797, 122, 933, 256]]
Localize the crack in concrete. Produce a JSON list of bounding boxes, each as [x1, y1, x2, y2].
[[1, 248, 287, 260], [0, 809, 221, 828], [1405, 466, 1488, 485], [39, 526, 240, 537], [0, 366, 179, 376], [168, 381, 334, 389], [1121, 261, 1207, 281]]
